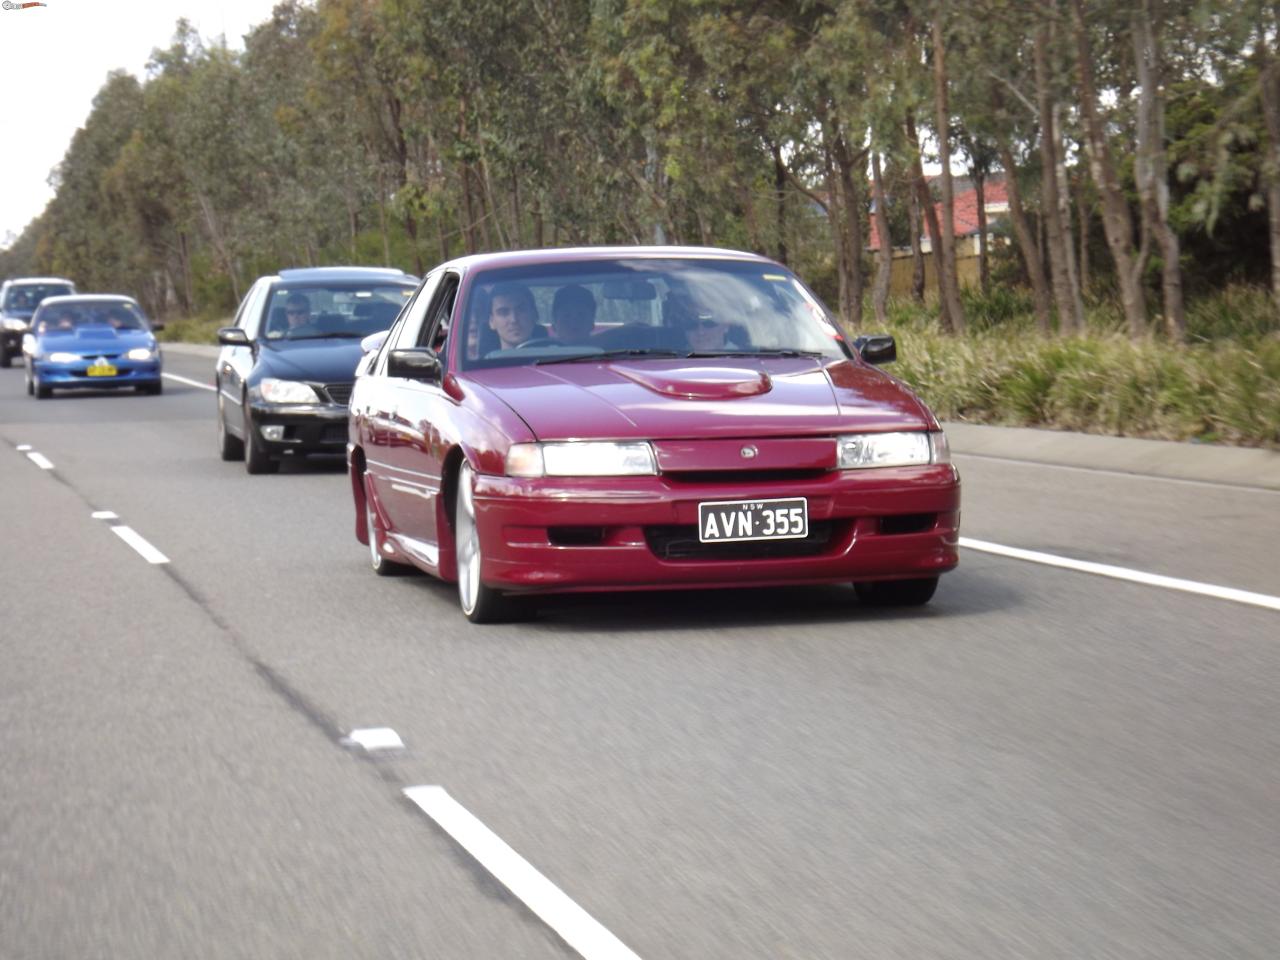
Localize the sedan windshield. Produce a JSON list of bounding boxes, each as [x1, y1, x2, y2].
[[455, 258, 851, 371], [32, 300, 148, 334], [4, 284, 73, 312], [263, 283, 414, 340]]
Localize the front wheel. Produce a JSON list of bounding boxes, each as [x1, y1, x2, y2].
[[217, 392, 244, 461], [243, 403, 279, 474], [854, 576, 939, 607], [0, 349, 10, 368], [454, 461, 517, 623]]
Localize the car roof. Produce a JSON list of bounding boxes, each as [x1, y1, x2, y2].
[[37, 294, 140, 307], [274, 266, 416, 283], [3, 276, 76, 287], [439, 245, 775, 274]]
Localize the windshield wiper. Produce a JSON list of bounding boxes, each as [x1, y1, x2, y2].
[[283, 332, 367, 341], [536, 348, 684, 365], [684, 349, 826, 359]]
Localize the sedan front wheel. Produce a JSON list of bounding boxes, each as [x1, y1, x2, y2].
[[455, 461, 516, 623], [854, 576, 939, 607]]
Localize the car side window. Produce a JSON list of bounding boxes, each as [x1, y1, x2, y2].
[[239, 281, 271, 339], [416, 273, 460, 352], [373, 272, 442, 377]]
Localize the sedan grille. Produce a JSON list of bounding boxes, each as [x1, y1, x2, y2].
[[322, 382, 353, 405], [645, 520, 842, 561]]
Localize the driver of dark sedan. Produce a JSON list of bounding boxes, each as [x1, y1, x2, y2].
[[549, 285, 596, 345], [487, 283, 538, 349], [283, 294, 316, 334]]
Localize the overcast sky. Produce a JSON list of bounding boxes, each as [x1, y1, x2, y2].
[[0, 0, 281, 247]]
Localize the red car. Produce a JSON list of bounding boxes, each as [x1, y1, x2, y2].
[[348, 247, 959, 622]]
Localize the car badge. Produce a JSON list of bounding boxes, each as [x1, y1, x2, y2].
[[740, 445, 758, 459]]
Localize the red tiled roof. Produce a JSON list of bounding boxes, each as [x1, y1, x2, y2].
[[868, 178, 1009, 251]]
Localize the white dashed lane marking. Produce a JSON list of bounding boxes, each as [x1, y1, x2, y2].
[[960, 537, 1280, 612], [110, 525, 171, 565], [26, 451, 54, 470], [404, 786, 643, 960]]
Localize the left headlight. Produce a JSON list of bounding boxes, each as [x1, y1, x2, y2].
[[836, 430, 950, 469], [257, 377, 321, 404], [47, 351, 80, 363], [506, 441, 657, 477], [126, 347, 157, 361], [2, 318, 28, 332]]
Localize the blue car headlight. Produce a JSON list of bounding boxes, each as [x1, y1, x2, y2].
[[126, 347, 158, 361], [46, 351, 80, 363]]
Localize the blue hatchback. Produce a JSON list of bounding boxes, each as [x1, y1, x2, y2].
[[24, 295, 163, 399]]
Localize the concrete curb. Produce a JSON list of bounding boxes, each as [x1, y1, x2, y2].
[[159, 342, 1280, 491]]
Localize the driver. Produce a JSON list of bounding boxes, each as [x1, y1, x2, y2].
[[487, 283, 538, 349]]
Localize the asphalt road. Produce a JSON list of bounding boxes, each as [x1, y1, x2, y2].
[[2, 352, 1278, 959]]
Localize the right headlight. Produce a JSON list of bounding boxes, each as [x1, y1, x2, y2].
[[836, 430, 949, 469], [257, 377, 321, 404]]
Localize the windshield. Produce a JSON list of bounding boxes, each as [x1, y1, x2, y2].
[[263, 283, 414, 340], [4, 284, 73, 313], [455, 258, 851, 371], [31, 300, 148, 335]]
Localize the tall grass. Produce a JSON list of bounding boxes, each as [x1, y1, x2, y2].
[[878, 286, 1280, 448]]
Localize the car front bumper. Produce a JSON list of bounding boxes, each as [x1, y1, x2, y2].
[[32, 359, 162, 388], [471, 464, 961, 594], [248, 401, 349, 455]]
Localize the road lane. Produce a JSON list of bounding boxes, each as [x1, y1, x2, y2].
[[3, 355, 1280, 959]]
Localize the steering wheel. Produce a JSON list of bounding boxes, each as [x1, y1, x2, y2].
[[516, 337, 558, 349]]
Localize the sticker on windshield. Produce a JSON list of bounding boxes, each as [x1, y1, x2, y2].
[[761, 273, 788, 281]]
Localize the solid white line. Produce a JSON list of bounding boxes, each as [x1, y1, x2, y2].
[[162, 372, 216, 392], [110, 525, 170, 564], [26, 452, 54, 470], [403, 786, 643, 960], [959, 537, 1280, 612], [953, 452, 1280, 495], [90, 510, 119, 520]]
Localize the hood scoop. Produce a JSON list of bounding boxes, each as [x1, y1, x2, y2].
[[612, 363, 772, 400]]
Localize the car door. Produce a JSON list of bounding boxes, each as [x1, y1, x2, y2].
[[219, 279, 269, 438], [384, 272, 462, 554], [364, 271, 444, 543]]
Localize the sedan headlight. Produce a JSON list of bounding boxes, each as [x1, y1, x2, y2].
[[126, 347, 157, 361], [257, 377, 321, 404], [505, 441, 657, 477], [2, 317, 28, 332], [46, 351, 80, 363], [836, 430, 950, 469]]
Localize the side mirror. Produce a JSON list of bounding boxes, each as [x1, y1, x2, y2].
[[217, 326, 251, 346], [855, 334, 896, 365], [360, 330, 389, 354], [150, 320, 166, 332], [386, 347, 442, 382]]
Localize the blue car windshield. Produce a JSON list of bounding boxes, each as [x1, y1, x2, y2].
[[455, 258, 851, 371], [32, 301, 148, 334], [263, 283, 414, 340], [4, 284, 72, 312]]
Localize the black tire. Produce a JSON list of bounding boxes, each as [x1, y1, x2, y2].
[[243, 402, 279, 474], [854, 576, 939, 607], [217, 392, 244, 461], [454, 461, 518, 623], [147, 380, 163, 395], [0, 349, 10, 369], [365, 477, 411, 576], [26, 373, 34, 396], [35, 381, 51, 399]]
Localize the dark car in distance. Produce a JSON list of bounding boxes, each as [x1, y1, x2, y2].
[[215, 266, 417, 474], [347, 246, 961, 622], [1, 276, 76, 367]]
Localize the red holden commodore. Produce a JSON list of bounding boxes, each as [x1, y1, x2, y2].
[[348, 247, 959, 622]]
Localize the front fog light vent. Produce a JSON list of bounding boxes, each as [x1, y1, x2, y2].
[[260, 424, 285, 441]]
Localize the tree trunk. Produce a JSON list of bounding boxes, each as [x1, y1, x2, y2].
[[1262, 27, 1280, 310], [1054, 117, 1087, 331], [1034, 19, 1081, 335], [1133, 1, 1185, 340], [1070, 0, 1148, 338], [996, 139, 1053, 335], [823, 141, 851, 323], [975, 170, 989, 294], [908, 174, 925, 302], [907, 113, 951, 329], [773, 143, 789, 265], [1075, 166, 1091, 295], [932, 7, 966, 333], [831, 129, 866, 331], [871, 152, 893, 326]]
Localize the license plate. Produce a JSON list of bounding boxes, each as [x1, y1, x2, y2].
[[87, 362, 117, 377], [698, 497, 808, 543]]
